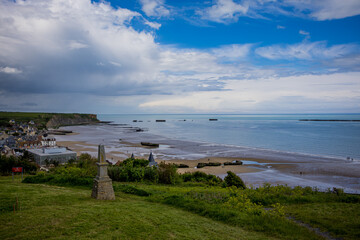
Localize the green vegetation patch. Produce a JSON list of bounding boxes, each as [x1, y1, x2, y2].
[[0, 177, 275, 240], [286, 203, 360, 240], [0, 154, 38, 176], [14, 154, 360, 240], [0, 111, 98, 129]]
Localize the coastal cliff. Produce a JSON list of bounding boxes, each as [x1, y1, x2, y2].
[[0, 112, 99, 129], [46, 114, 99, 129]]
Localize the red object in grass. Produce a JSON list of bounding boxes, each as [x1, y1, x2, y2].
[[12, 167, 23, 173]]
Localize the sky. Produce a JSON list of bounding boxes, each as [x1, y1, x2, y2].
[[0, 0, 360, 114]]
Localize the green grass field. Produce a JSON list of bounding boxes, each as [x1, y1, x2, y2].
[[1, 176, 359, 240], [0, 177, 276, 240]]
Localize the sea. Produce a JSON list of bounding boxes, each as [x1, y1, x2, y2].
[[98, 114, 360, 161]]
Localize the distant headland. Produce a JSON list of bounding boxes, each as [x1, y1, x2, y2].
[[0, 112, 99, 129]]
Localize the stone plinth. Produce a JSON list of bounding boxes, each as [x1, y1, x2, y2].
[[91, 145, 115, 200]]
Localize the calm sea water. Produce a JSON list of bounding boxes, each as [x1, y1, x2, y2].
[[98, 114, 360, 160]]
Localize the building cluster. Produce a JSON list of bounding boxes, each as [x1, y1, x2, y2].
[[0, 119, 42, 156], [0, 119, 76, 166]]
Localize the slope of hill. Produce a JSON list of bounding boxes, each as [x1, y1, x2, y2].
[[0, 112, 99, 129], [0, 177, 275, 240]]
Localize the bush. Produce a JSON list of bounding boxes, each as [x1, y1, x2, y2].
[[144, 166, 159, 183], [158, 162, 178, 184], [224, 171, 246, 189], [109, 166, 157, 183], [120, 158, 149, 167], [181, 171, 223, 185], [54, 166, 94, 178], [76, 153, 97, 175], [0, 154, 38, 175]]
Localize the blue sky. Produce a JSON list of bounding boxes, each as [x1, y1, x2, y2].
[[0, 0, 360, 113]]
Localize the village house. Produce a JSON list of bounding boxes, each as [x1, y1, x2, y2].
[[0, 131, 9, 140], [41, 137, 56, 147], [17, 135, 42, 149], [1, 145, 15, 157]]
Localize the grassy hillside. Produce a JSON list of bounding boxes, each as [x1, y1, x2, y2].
[[0, 177, 275, 240], [2, 176, 360, 239], [0, 112, 98, 129], [2, 154, 359, 240]]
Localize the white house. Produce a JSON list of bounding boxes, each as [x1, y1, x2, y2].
[[41, 137, 56, 147]]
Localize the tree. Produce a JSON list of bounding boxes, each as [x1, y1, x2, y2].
[[224, 171, 246, 189]]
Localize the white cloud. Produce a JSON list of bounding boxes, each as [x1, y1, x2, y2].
[[299, 30, 309, 36], [268, 0, 360, 20], [140, 0, 170, 17], [255, 41, 358, 60], [304, 0, 360, 20], [0, 0, 359, 114], [299, 30, 310, 40], [109, 61, 122, 67], [0, 67, 22, 74], [212, 44, 253, 60], [277, 25, 285, 29], [0, 0, 161, 97], [140, 72, 360, 113], [69, 40, 88, 50], [214, 0, 360, 22], [199, 0, 249, 23], [144, 20, 162, 29]]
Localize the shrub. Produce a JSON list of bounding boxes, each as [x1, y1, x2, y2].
[[224, 171, 246, 189], [225, 190, 264, 215], [144, 166, 159, 183], [75, 153, 97, 176], [120, 158, 149, 167], [109, 161, 161, 183], [54, 166, 93, 178], [181, 171, 223, 185], [128, 167, 145, 182], [158, 162, 178, 184], [108, 165, 144, 182], [0, 154, 38, 175]]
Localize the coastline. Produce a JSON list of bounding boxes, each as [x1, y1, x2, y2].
[[54, 123, 360, 193]]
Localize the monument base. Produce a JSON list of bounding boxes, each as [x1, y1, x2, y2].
[[91, 177, 115, 200]]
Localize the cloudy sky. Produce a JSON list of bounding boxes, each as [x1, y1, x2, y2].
[[0, 0, 360, 114]]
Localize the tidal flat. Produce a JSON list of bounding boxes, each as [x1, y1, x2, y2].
[[54, 123, 360, 193]]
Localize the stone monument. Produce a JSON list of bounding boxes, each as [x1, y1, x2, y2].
[[91, 145, 115, 200]]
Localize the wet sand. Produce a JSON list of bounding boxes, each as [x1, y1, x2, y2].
[[57, 140, 265, 175], [54, 124, 360, 193]]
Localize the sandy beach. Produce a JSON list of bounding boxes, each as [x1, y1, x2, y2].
[[54, 123, 360, 193], [57, 140, 265, 175]]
